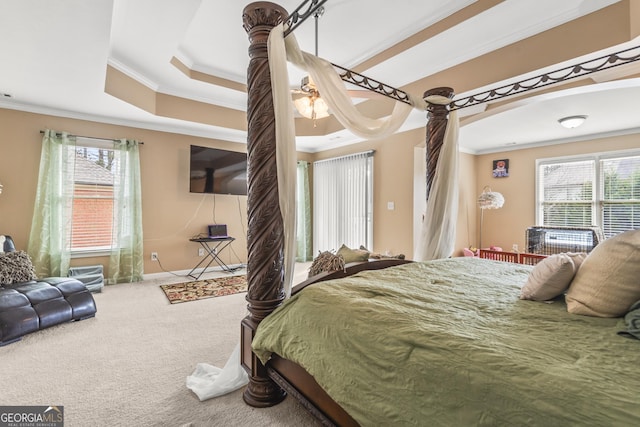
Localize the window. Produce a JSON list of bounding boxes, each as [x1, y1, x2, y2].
[[29, 130, 143, 282], [313, 151, 374, 253], [537, 150, 640, 237], [71, 145, 116, 253]]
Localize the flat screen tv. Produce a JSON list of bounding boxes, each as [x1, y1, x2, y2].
[[189, 145, 248, 195]]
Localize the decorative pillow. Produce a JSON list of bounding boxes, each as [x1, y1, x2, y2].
[[336, 244, 370, 264], [360, 245, 406, 260], [565, 230, 640, 317], [308, 251, 345, 278], [520, 253, 576, 301], [0, 250, 37, 285], [566, 252, 587, 270]]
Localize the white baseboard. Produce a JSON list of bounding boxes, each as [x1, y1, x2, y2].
[[143, 263, 245, 281]]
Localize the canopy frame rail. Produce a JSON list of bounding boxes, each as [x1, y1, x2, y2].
[[285, 0, 640, 112], [283, 0, 328, 37], [450, 44, 640, 111], [283, 0, 412, 106], [284, 0, 640, 112], [334, 64, 412, 105]]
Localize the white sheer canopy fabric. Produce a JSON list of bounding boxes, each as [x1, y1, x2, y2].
[[187, 21, 459, 401], [186, 343, 248, 401], [268, 22, 435, 295], [414, 95, 460, 261], [282, 30, 422, 139]]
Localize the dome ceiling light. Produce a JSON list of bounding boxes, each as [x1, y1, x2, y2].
[[558, 115, 587, 129]]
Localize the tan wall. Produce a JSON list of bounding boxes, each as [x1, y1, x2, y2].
[[309, 128, 476, 259], [3, 107, 635, 276], [474, 133, 640, 252], [311, 129, 420, 257], [0, 108, 250, 275], [0, 108, 460, 271], [457, 151, 477, 254]]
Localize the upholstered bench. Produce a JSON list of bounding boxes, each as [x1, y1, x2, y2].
[[0, 277, 96, 346], [0, 235, 97, 346]]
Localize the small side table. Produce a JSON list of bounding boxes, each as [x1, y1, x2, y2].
[[187, 237, 235, 280]]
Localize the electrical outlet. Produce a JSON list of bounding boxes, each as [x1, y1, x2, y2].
[[198, 248, 205, 257], [151, 252, 158, 261]]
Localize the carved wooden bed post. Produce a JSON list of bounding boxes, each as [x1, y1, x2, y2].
[[423, 87, 454, 198], [240, 1, 288, 407]]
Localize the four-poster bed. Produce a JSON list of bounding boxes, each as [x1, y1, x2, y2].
[[239, 1, 640, 425]]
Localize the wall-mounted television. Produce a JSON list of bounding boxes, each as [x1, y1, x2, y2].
[[189, 145, 247, 195]]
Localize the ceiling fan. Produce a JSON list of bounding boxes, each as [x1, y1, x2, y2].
[[292, 74, 329, 121], [291, 6, 379, 124]]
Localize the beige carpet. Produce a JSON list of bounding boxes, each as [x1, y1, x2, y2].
[[1, 268, 320, 427]]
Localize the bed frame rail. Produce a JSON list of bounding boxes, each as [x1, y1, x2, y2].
[[268, 356, 359, 427]]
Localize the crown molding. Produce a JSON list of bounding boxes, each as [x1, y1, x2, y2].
[[0, 100, 248, 144], [470, 125, 640, 155]]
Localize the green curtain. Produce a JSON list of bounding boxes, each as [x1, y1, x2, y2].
[[107, 139, 144, 284], [27, 130, 76, 277], [296, 161, 312, 262], [28, 131, 143, 283]]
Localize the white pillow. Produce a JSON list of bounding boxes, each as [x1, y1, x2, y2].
[[565, 252, 587, 270], [520, 253, 576, 301], [566, 230, 640, 317]]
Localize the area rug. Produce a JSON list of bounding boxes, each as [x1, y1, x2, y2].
[[160, 275, 247, 304]]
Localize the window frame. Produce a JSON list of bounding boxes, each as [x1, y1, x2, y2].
[[70, 138, 116, 258], [536, 148, 640, 237]]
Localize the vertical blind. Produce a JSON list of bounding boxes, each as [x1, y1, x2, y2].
[[313, 151, 374, 253], [537, 151, 640, 237]]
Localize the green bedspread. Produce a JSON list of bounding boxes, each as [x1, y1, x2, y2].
[[252, 258, 639, 426]]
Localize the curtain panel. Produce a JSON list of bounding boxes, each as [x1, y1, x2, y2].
[[107, 139, 144, 284], [296, 161, 312, 262], [27, 130, 76, 277]]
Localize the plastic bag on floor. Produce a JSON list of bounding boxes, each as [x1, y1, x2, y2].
[[186, 343, 249, 401]]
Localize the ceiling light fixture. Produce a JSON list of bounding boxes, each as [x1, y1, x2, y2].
[[558, 115, 587, 129], [293, 7, 330, 124], [293, 76, 329, 121]]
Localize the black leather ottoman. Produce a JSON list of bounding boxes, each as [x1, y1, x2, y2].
[[42, 277, 97, 320], [0, 277, 97, 346], [0, 288, 40, 345]]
